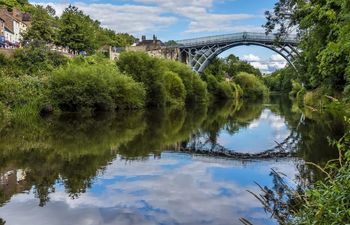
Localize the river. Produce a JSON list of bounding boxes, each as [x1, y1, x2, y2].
[[0, 95, 345, 225]]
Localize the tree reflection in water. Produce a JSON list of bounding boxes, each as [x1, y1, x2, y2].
[[0, 96, 345, 213]]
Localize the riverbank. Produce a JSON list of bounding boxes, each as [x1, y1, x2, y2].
[[0, 43, 270, 121]]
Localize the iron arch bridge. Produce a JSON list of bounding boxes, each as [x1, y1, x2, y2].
[[176, 32, 300, 73]]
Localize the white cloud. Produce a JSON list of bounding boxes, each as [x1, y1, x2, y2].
[[31, 2, 177, 34], [241, 53, 287, 73], [31, 0, 258, 35], [242, 54, 261, 62]]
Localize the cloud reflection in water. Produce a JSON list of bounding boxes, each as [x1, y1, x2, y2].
[[0, 153, 299, 225]]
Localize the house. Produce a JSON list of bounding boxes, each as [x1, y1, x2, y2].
[[0, 17, 4, 35], [0, 7, 30, 47], [136, 35, 164, 50]]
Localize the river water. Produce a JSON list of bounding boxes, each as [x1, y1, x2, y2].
[[0, 96, 345, 225]]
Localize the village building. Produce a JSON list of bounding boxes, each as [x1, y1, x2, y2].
[[0, 7, 31, 47], [136, 35, 164, 50]]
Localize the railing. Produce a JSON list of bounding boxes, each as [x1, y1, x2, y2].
[[176, 32, 298, 47]]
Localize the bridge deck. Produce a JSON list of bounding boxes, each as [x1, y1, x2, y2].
[[176, 32, 298, 48]]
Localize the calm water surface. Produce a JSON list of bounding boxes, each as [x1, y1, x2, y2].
[[0, 96, 344, 225]]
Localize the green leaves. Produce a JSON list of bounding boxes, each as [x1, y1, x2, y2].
[[22, 5, 58, 44], [235, 72, 269, 99], [57, 5, 99, 53], [50, 56, 146, 112], [265, 0, 350, 95]]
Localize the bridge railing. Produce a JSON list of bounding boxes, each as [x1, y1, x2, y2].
[[176, 32, 298, 47]]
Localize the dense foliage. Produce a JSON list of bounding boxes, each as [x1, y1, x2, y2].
[[50, 57, 146, 112], [117, 51, 208, 107], [202, 54, 266, 100], [263, 66, 296, 93], [235, 72, 269, 99], [161, 60, 209, 104], [204, 55, 262, 79], [0, 2, 269, 117], [0, 0, 31, 11], [265, 0, 350, 95]]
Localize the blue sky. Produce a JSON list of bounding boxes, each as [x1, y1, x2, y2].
[[30, 0, 287, 73]]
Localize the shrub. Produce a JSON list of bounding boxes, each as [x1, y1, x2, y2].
[[161, 60, 208, 104], [0, 53, 10, 65], [201, 73, 219, 95], [217, 81, 234, 99], [164, 71, 186, 106], [116, 51, 166, 107], [50, 61, 145, 112], [235, 72, 269, 99], [191, 75, 208, 103], [13, 42, 69, 75], [0, 75, 48, 108], [343, 85, 350, 102]]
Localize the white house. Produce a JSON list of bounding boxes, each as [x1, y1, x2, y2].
[[0, 8, 30, 46]]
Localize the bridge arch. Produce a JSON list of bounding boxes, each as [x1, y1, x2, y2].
[[176, 32, 300, 74]]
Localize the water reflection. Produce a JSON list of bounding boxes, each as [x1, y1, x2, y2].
[[0, 154, 299, 225], [0, 96, 345, 225], [215, 108, 291, 152]]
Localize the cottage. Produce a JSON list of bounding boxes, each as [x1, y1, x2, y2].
[[0, 7, 30, 47]]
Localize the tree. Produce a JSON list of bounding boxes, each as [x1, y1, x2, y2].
[[22, 5, 57, 44], [57, 5, 98, 54], [164, 40, 177, 46], [265, 0, 350, 93]]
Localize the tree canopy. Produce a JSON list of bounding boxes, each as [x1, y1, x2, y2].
[[265, 0, 350, 93]]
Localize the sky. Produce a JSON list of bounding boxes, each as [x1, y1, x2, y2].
[[29, 0, 287, 73]]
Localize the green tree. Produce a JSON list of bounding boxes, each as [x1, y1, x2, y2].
[[57, 5, 98, 54], [235, 72, 269, 99], [116, 51, 167, 107], [22, 5, 57, 44], [265, 0, 350, 93]]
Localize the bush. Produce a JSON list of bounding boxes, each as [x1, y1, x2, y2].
[[217, 81, 234, 99], [235, 72, 269, 99], [164, 71, 186, 106], [201, 73, 219, 95], [343, 85, 350, 102], [0, 75, 48, 108], [161, 60, 208, 104], [202, 72, 241, 100], [14, 42, 69, 75], [116, 51, 166, 107], [191, 75, 208, 103], [50, 60, 145, 112]]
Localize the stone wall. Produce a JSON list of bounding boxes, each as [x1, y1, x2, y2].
[[109, 46, 179, 61]]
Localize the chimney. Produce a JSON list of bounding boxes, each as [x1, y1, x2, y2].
[[153, 34, 157, 44], [12, 8, 22, 21]]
